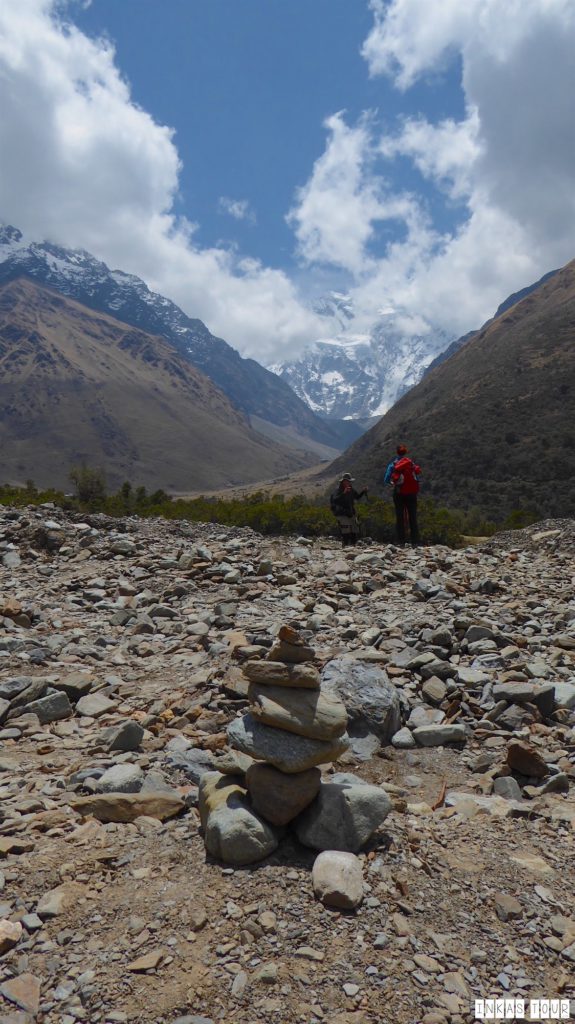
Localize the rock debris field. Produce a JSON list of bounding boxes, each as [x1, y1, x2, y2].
[[0, 505, 574, 1024]]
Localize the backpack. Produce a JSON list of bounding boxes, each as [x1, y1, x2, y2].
[[393, 457, 420, 494], [330, 490, 345, 515], [384, 457, 398, 486]]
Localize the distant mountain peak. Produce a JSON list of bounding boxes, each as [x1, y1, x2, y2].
[[272, 294, 453, 420]]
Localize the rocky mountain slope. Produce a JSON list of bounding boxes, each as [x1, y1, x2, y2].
[[0, 504, 574, 1022], [0, 226, 362, 455], [324, 258, 575, 521], [270, 294, 453, 420], [0, 277, 318, 491]]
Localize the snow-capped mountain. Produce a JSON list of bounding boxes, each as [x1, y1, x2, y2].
[[0, 226, 362, 450], [270, 293, 454, 420]]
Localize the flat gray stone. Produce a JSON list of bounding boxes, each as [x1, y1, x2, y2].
[[412, 723, 467, 747], [0, 678, 33, 701], [165, 747, 215, 784], [492, 683, 539, 703], [53, 672, 93, 701], [21, 691, 72, 724], [95, 764, 144, 794], [242, 661, 320, 690], [172, 1017, 215, 1024], [213, 750, 255, 776], [493, 776, 523, 800], [8, 679, 48, 711], [456, 667, 490, 687], [553, 683, 575, 709], [228, 714, 349, 773], [248, 683, 347, 740], [347, 732, 381, 760], [408, 706, 444, 728], [101, 721, 144, 752], [76, 692, 117, 718], [295, 780, 392, 852]]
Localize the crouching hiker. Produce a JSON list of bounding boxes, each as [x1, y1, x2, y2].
[[330, 472, 368, 547], [386, 444, 421, 547]]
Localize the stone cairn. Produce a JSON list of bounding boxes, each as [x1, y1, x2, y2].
[[199, 626, 392, 873]]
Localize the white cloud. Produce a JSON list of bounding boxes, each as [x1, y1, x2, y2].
[[1, 0, 573, 369], [217, 197, 256, 224], [378, 109, 482, 202], [287, 112, 438, 284], [289, 0, 575, 338], [0, 0, 320, 361]]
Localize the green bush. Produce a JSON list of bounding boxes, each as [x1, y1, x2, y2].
[[69, 464, 107, 506], [0, 471, 506, 548]]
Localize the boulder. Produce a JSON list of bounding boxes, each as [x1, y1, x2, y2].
[[228, 714, 349, 774], [248, 684, 347, 740], [320, 658, 400, 743], [246, 764, 321, 825], [295, 779, 391, 853], [312, 850, 364, 910], [199, 772, 278, 865]]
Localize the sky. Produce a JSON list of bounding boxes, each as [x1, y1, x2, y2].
[[0, 0, 574, 362]]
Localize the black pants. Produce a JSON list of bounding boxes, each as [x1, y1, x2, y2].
[[341, 532, 358, 547], [394, 493, 420, 545]]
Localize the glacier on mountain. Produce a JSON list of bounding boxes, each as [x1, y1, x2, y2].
[[269, 293, 454, 420]]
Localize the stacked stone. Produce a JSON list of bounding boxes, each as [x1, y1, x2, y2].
[[199, 626, 392, 867], [199, 625, 349, 865]]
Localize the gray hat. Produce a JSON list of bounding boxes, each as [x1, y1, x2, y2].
[[341, 472, 355, 481]]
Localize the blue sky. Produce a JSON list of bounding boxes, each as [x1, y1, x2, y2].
[[0, 1, 574, 361], [73, 0, 466, 271]]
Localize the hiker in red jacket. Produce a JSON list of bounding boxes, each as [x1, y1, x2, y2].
[[391, 444, 421, 547]]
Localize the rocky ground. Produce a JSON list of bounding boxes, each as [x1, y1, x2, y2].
[[0, 505, 574, 1024]]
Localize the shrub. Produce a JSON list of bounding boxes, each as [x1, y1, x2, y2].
[[69, 465, 107, 505]]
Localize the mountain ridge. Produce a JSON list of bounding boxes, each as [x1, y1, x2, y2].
[[0, 226, 362, 453], [0, 276, 318, 491]]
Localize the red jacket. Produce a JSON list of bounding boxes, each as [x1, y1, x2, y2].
[[391, 456, 421, 495]]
